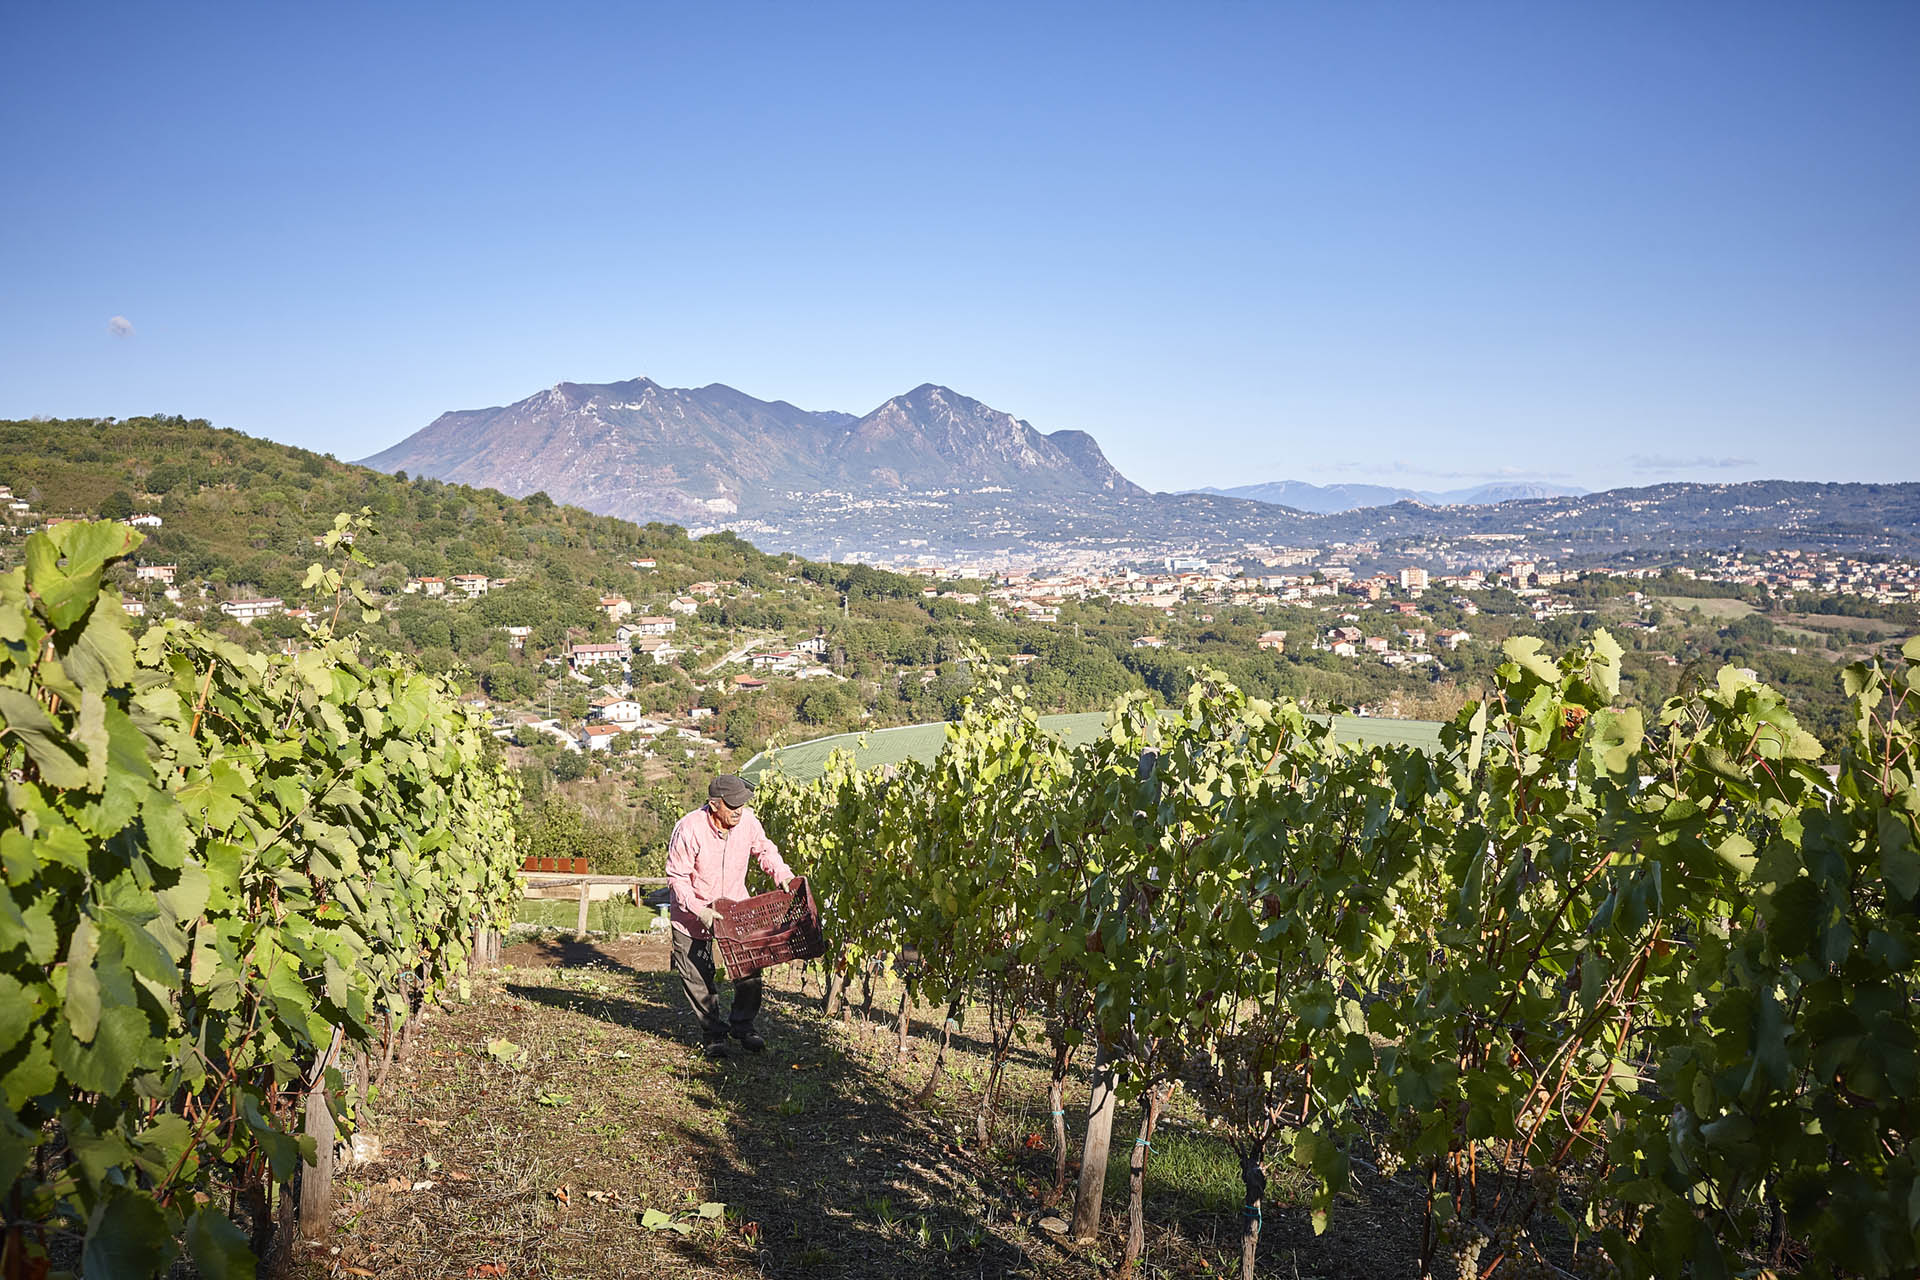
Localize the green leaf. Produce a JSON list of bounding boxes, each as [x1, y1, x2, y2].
[[696, 1201, 725, 1218], [0, 688, 88, 788], [1502, 636, 1559, 685], [641, 1207, 674, 1230], [100, 906, 183, 986], [83, 1186, 179, 1280], [0, 1110, 41, 1193], [1903, 635, 1920, 663], [1589, 708, 1643, 775], [1714, 833, 1757, 877], [65, 917, 103, 1042], [1879, 810, 1920, 900], [52, 1004, 152, 1095], [0, 974, 38, 1052], [1587, 628, 1624, 698], [186, 1207, 258, 1280]]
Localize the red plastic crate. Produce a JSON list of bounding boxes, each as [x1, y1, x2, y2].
[[713, 877, 826, 974]]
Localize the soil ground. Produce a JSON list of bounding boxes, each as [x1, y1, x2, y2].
[[292, 931, 1445, 1280]]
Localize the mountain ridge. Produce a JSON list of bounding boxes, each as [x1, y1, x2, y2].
[[359, 376, 1144, 521], [1189, 479, 1588, 514]]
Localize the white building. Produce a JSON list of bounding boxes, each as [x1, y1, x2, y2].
[[135, 564, 177, 584], [450, 574, 490, 598], [569, 643, 626, 669], [590, 696, 646, 723], [634, 636, 680, 666], [220, 597, 283, 624]]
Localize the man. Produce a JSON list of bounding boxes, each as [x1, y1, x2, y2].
[[665, 774, 796, 1057]]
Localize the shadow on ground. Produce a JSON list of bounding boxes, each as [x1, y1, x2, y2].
[[503, 964, 1049, 1277]]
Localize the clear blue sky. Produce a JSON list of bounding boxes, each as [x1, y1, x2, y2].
[[4, 2, 1915, 494]]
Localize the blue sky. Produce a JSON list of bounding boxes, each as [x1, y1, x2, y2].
[[3, 2, 1915, 494]]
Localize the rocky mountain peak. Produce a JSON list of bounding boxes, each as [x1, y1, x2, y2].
[[359, 374, 1149, 523]]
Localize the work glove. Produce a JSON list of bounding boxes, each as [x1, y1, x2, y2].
[[696, 903, 721, 929]]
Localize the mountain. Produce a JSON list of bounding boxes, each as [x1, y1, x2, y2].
[[359, 375, 1915, 561], [359, 377, 847, 522], [360, 377, 1143, 523], [1191, 479, 1586, 513], [1191, 481, 1424, 513], [1424, 482, 1588, 505]]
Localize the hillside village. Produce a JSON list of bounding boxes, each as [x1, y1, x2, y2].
[[7, 463, 1916, 744], [1, 417, 1914, 797]]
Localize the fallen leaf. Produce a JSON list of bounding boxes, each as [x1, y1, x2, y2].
[[449, 1170, 473, 1182], [410, 1180, 437, 1192], [344, 1269, 377, 1277], [551, 1185, 570, 1205]]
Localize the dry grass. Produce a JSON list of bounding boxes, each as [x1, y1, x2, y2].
[[292, 936, 1438, 1279]]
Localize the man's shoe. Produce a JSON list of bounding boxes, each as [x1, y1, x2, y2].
[[731, 1030, 766, 1054], [702, 1038, 731, 1059]]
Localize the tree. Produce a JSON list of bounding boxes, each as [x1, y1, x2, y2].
[[98, 489, 135, 520]]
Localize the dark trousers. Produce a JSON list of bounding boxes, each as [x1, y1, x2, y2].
[[672, 929, 762, 1043]]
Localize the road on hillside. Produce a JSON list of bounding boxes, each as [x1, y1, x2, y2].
[[701, 636, 764, 676]]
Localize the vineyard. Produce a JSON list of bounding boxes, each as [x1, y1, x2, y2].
[[758, 637, 1920, 1279], [1, 518, 522, 1275]]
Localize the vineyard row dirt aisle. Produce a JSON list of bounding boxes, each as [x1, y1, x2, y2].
[[296, 938, 1425, 1280]]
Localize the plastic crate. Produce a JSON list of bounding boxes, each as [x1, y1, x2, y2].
[[713, 876, 826, 975]]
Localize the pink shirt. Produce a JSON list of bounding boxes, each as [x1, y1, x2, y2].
[[665, 805, 795, 938]]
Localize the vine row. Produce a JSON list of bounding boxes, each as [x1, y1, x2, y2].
[[1, 516, 522, 1276], [758, 633, 1919, 1279]]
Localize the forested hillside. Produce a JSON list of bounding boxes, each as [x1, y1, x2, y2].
[[3, 416, 1908, 853]]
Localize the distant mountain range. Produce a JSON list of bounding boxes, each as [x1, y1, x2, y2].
[[1188, 479, 1587, 514], [360, 378, 1141, 524], [359, 374, 1920, 560]]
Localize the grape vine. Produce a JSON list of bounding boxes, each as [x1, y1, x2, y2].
[[759, 635, 1920, 1279], [1, 516, 521, 1276]]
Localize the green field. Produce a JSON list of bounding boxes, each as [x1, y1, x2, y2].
[[514, 897, 666, 935], [1654, 595, 1757, 620], [743, 711, 1447, 783]]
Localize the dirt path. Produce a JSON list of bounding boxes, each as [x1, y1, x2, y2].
[[295, 938, 1434, 1279]]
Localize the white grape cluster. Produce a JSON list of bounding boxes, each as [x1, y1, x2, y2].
[[1437, 1222, 1488, 1280]]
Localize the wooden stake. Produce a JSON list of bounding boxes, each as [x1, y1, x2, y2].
[[297, 1027, 345, 1240], [1071, 1041, 1118, 1243]]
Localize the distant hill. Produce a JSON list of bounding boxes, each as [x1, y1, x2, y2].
[[0, 413, 912, 670], [359, 377, 1144, 524], [1190, 479, 1587, 513]]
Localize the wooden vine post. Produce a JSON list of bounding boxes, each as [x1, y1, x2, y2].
[[1071, 1040, 1119, 1242], [298, 1027, 346, 1240]]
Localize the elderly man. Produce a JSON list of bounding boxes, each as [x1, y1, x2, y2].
[[665, 774, 796, 1057]]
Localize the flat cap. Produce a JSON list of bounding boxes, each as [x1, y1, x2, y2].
[[708, 774, 753, 807]]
